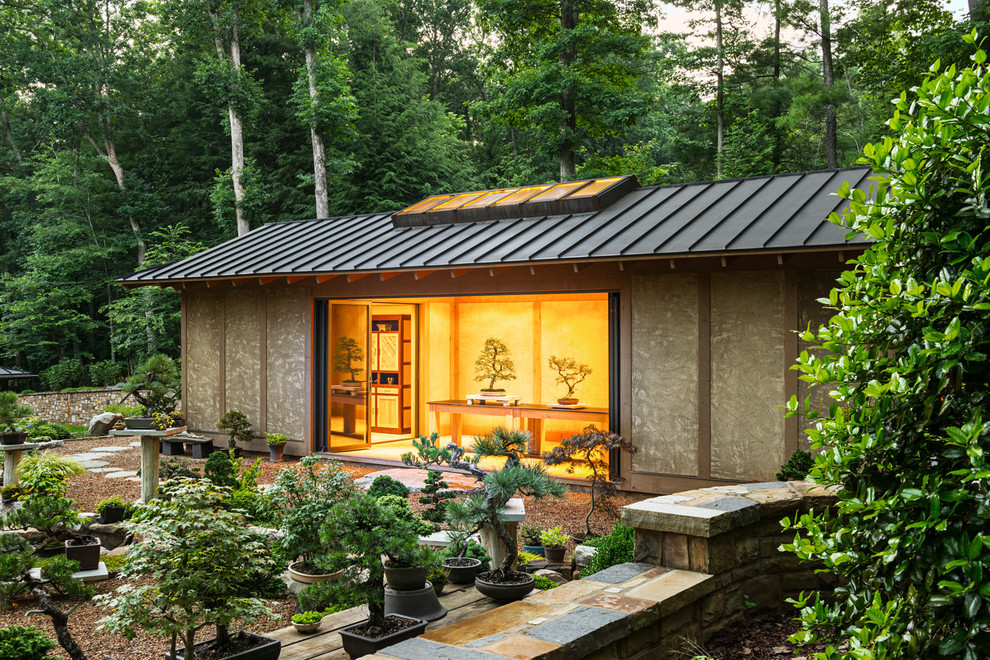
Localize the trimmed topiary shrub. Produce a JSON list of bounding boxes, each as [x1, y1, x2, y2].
[[775, 449, 814, 482], [367, 474, 409, 499]]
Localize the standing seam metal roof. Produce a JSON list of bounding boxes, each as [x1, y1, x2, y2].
[[120, 167, 873, 283]]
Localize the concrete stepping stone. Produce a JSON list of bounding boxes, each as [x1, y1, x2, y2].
[[125, 477, 141, 482], [69, 453, 106, 461], [88, 467, 124, 473], [129, 441, 141, 447], [30, 562, 109, 584], [104, 470, 138, 478], [77, 460, 110, 469], [89, 446, 132, 452]]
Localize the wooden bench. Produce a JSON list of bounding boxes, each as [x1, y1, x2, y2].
[[161, 434, 214, 459]]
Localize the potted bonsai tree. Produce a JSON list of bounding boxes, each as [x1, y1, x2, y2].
[[120, 354, 180, 429], [542, 425, 636, 539], [265, 433, 287, 462], [436, 527, 490, 584], [321, 490, 430, 657], [473, 337, 516, 396], [403, 427, 567, 601], [268, 455, 355, 583], [547, 355, 592, 405], [540, 526, 568, 563], [0, 391, 32, 444], [98, 478, 280, 660], [333, 337, 364, 387], [217, 410, 253, 452], [520, 524, 545, 557], [95, 495, 130, 524]]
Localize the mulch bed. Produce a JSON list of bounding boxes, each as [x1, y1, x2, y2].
[[693, 613, 831, 659]]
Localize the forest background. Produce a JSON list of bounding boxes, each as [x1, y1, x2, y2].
[[0, 0, 986, 388]]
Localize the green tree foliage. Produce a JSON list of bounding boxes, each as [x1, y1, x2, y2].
[[783, 34, 990, 658]]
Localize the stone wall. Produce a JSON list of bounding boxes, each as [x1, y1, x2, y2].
[[17, 390, 141, 425]]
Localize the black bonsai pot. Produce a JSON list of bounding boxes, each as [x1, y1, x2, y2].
[[474, 570, 535, 602], [0, 431, 27, 445], [442, 557, 481, 584], [174, 631, 280, 660], [65, 536, 101, 571], [383, 564, 427, 591], [339, 614, 427, 658], [100, 505, 126, 524], [124, 416, 155, 430], [544, 546, 566, 563]]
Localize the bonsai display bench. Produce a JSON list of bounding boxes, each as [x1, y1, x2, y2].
[[109, 427, 186, 503], [161, 433, 214, 459], [0, 439, 61, 485]]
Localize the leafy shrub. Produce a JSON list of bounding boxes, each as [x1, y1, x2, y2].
[[88, 360, 126, 388], [101, 554, 128, 572], [265, 433, 287, 446], [782, 36, 990, 658], [104, 403, 147, 418], [517, 550, 543, 564], [297, 580, 363, 614], [40, 359, 86, 391], [540, 526, 568, 549], [0, 625, 57, 660], [376, 494, 434, 535], [292, 611, 324, 625], [158, 457, 200, 481], [367, 474, 409, 499], [21, 420, 73, 441], [583, 524, 633, 576], [438, 538, 491, 572], [204, 450, 239, 489], [230, 488, 275, 525], [533, 575, 558, 591], [775, 449, 814, 482]]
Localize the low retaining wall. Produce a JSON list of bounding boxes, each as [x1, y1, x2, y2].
[[18, 389, 141, 425], [365, 481, 836, 660]]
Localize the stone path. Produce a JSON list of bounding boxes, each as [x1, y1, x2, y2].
[[67, 444, 140, 482]]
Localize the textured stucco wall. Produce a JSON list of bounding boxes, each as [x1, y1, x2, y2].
[[267, 289, 309, 444], [710, 271, 785, 481], [186, 293, 222, 434], [630, 273, 700, 476], [797, 270, 841, 451], [225, 291, 262, 435]]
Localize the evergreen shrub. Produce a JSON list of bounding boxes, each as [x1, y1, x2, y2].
[[583, 524, 633, 577], [367, 474, 409, 499]]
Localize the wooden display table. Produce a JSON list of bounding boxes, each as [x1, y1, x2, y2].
[[330, 388, 366, 436], [110, 427, 186, 503], [1, 440, 61, 485], [426, 400, 608, 454]]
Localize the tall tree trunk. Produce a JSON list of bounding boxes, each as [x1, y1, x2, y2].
[[86, 130, 147, 265], [714, 0, 725, 179], [212, 10, 250, 236], [302, 0, 330, 218], [558, 0, 578, 181], [820, 0, 838, 168], [1, 108, 22, 163]]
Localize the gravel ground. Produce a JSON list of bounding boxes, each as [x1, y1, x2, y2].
[[2, 437, 649, 658], [692, 613, 831, 659]]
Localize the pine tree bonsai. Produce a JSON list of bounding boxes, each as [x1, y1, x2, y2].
[[120, 354, 180, 417], [547, 355, 591, 404], [418, 469, 456, 527], [473, 337, 516, 393], [0, 391, 32, 442], [542, 425, 635, 537], [216, 410, 252, 451], [402, 428, 566, 592], [332, 337, 364, 384]]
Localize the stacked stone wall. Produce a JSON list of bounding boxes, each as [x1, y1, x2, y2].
[[17, 390, 151, 425]]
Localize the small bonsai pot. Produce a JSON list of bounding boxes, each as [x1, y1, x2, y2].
[[556, 398, 579, 406], [521, 544, 545, 558], [174, 631, 280, 660], [384, 564, 427, 591], [544, 546, 566, 563], [441, 557, 481, 584], [124, 416, 155, 430], [0, 431, 27, 445], [65, 536, 101, 571], [474, 570, 535, 602], [100, 505, 126, 524], [338, 614, 427, 657], [288, 560, 344, 584], [292, 618, 323, 634]]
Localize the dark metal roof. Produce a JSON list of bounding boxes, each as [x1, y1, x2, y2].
[[121, 167, 872, 284], [0, 367, 36, 379]]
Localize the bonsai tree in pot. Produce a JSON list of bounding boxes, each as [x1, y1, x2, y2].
[[120, 354, 180, 425], [547, 355, 592, 405], [216, 410, 253, 452], [320, 490, 431, 656], [333, 336, 364, 386], [473, 337, 516, 394], [265, 433, 287, 463], [0, 391, 33, 444], [542, 425, 636, 538], [97, 478, 279, 660], [267, 455, 354, 580], [403, 428, 566, 601], [540, 526, 568, 563]]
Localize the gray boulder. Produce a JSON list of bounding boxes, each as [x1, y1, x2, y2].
[[572, 544, 598, 570], [86, 522, 131, 550], [88, 412, 123, 436], [534, 569, 568, 585]]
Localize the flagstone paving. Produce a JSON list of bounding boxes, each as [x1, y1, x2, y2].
[[104, 470, 138, 478]]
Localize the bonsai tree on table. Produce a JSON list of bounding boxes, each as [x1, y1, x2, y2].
[[0, 391, 33, 443], [120, 354, 180, 417], [473, 337, 516, 394], [98, 479, 278, 660], [402, 428, 566, 586], [547, 355, 592, 404], [542, 425, 635, 538], [333, 336, 364, 385]]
